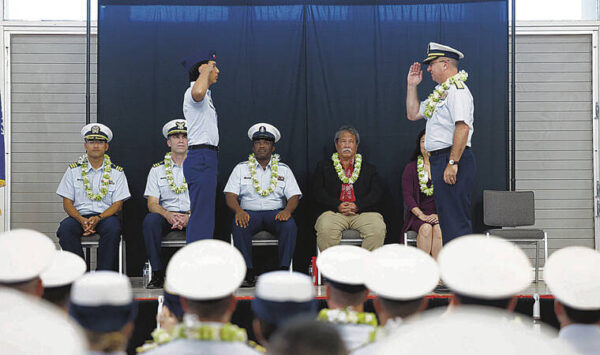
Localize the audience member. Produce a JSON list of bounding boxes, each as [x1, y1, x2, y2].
[[268, 316, 348, 355], [0, 228, 55, 297], [41, 250, 86, 311]]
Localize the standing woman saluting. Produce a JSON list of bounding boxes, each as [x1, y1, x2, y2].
[[181, 51, 220, 243]]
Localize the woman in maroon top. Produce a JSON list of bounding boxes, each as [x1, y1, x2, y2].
[[402, 130, 442, 258]]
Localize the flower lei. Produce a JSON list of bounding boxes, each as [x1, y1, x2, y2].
[[248, 153, 279, 197], [79, 154, 111, 201], [136, 317, 248, 353], [423, 70, 468, 118], [417, 155, 433, 196], [368, 317, 403, 343], [331, 153, 362, 184], [164, 153, 188, 194], [318, 307, 378, 327]]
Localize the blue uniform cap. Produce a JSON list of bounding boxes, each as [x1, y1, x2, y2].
[[181, 50, 217, 72]]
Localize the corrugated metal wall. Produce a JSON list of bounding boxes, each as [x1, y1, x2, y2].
[[10, 34, 96, 243]]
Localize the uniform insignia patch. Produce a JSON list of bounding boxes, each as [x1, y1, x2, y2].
[[277, 176, 284, 181]]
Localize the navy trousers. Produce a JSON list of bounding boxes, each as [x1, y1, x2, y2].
[[183, 148, 218, 243], [57, 215, 121, 271], [430, 148, 476, 244], [231, 210, 297, 269], [142, 213, 174, 271]]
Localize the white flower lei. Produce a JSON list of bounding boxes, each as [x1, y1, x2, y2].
[[423, 70, 468, 118], [417, 155, 434, 196], [79, 154, 111, 201], [318, 307, 378, 327], [136, 317, 248, 353], [248, 153, 279, 197], [331, 153, 362, 184], [164, 153, 188, 194]]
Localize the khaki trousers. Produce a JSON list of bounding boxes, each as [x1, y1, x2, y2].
[[315, 211, 386, 251]]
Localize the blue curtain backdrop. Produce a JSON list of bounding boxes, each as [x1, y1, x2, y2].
[[98, 0, 507, 275]]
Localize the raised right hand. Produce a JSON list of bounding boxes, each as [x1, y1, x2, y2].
[[198, 62, 215, 76], [407, 62, 423, 87], [235, 210, 250, 228]]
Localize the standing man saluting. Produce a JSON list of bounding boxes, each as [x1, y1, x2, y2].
[[181, 51, 220, 243], [405, 42, 475, 243]]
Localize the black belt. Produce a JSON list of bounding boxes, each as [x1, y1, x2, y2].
[[430, 146, 470, 156], [189, 144, 218, 151]]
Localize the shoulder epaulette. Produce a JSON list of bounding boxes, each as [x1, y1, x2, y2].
[[278, 162, 289, 169], [111, 163, 124, 172], [153, 160, 165, 168], [69, 162, 81, 169], [453, 81, 465, 89]]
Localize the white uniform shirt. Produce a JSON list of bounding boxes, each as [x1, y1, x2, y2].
[[419, 82, 474, 152], [557, 324, 600, 354], [56, 159, 131, 216], [223, 159, 302, 211], [145, 339, 260, 355], [335, 323, 376, 352], [144, 160, 190, 212], [183, 83, 218, 146], [351, 317, 403, 355]]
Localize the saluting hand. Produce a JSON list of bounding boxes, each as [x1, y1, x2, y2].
[[407, 62, 423, 87], [198, 62, 215, 76]]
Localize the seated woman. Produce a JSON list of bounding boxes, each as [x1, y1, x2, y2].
[[402, 130, 442, 258]]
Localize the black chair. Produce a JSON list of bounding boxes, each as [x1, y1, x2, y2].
[[483, 190, 548, 283], [81, 233, 126, 274]]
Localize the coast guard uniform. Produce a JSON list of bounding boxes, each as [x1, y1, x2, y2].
[[56, 124, 130, 270], [181, 51, 219, 243], [224, 123, 301, 272], [143, 119, 190, 287], [144, 240, 260, 354], [420, 42, 476, 243]]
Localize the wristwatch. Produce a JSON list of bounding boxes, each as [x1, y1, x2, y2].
[[448, 160, 459, 166]]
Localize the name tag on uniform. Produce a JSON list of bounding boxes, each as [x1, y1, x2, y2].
[[159, 177, 167, 180], [243, 176, 251, 180], [109, 180, 115, 185], [277, 176, 285, 181]]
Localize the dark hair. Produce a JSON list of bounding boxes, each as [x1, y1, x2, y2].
[[183, 295, 233, 319], [42, 284, 72, 309], [268, 316, 348, 355], [256, 318, 278, 342], [563, 304, 600, 324], [378, 297, 425, 319], [410, 129, 427, 161], [454, 293, 513, 310], [189, 60, 209, 82]]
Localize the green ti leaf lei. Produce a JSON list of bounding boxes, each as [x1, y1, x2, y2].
[[164, 153, 188, 194], [318, 307, 378, 327], [331, 153, 362, 184], [248, 153, 279, 197], [417, 155, 434, 196], [79, 154, 111, 201], [423, 70, 468, 119], [136, 318, 248, 353]]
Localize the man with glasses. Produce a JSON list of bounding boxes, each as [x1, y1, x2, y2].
[[56, 123, 130, 270], [405, 42, 475, 244]]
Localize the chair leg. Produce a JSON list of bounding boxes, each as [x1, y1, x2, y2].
[[122, 238, 127, 274], [534, 241, 539, 283], [119, 237, 123, 274], [544, 232, 549, 265], [316, 245, 322, 286], [289, 259, 293, 273], [404, 233, 408, 246], [230, 233, 234, 246]]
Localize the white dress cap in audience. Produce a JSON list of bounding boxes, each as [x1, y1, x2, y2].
[[544, 246, 600, 310], [162, 119, 188, 138], [252, 271, 317, 325], [41, 250, 86, 288], [165, 239, 246, 299], [373, 307, 569, 355], [247, 123, 281, 143], [81, 123, 113, 142], [0, 288, 87, 355], [317, 245, 370, 286], [69, 271, 137, 332], [366, 244, 439, 300], [438, 234, 532, 299], [0, 228, 55, 283]]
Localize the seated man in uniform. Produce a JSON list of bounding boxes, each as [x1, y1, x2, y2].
[[312, 125, 386, 251], [56, 123, 130, 271], [142, 240, 260, 354], [224, 123, 301, 287], [143, 119, 190, 289], [316, 245, 377, 352]]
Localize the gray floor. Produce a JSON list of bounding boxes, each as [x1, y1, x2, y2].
[[131, 277, 551, 300]]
